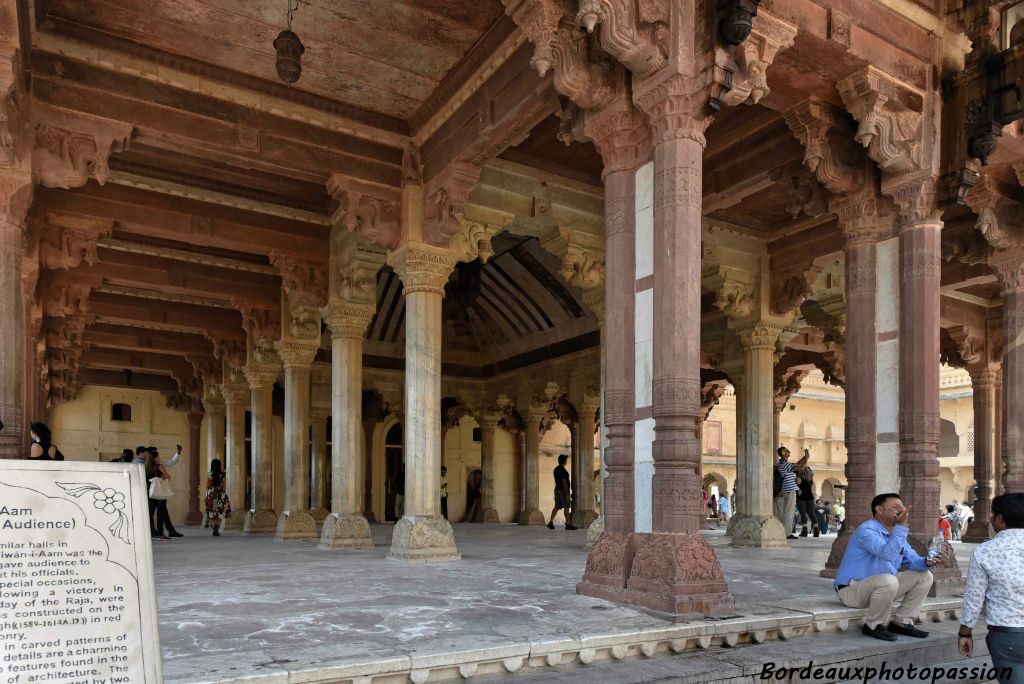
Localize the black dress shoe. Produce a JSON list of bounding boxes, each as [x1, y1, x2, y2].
[[168, 532, 183, 538], [887, 621, 929, 638], [787, 535, 799, 540], [862, 624, 898, 641]]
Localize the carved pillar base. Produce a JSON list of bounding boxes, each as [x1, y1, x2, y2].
[[319, 512, 374, 549], [585, 514, 605, 550], [578, 531, 633, 595], [243, 509, 278, 534], [222, 514, 245, 531], [820, 526, 853, 579], [962, 521, 992, 544], [481, 508, 501, 523], [728, 514, 788, 548], [908, 536, 964, 597], [573, 508, 599, 529], [517, 510, 545, 526], [387, 517, 461, 562], [274, 510, 317, 540], [310, 507, 330, 523]]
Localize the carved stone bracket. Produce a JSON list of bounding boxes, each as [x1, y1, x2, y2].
[[270, 251, 328, 311], [784, 98, 868, 196], [39, 214, 114, 270], [575, 0, 669, 80], [700, 378, 730, 421], [966, 174, 1024, 251], [712, 278, 755, 318], [326, 175, 401, 250], [836, 67, 923, 176], [233, 298, 282, 343], [770, 263, 822, 317], [773, 368, 809, 414], [946, 324, 985, 368], [424, 162, 482, 247], [451, 219, 497, 264], [541, 225, 604, 291], [32, 105, 132, 189], [719, 10, 797, 107]]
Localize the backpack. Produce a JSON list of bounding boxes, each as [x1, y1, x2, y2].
[[773, 465, 782, 498]]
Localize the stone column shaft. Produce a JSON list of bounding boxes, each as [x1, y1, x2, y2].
[[480, 414, 500, 522], [276, 344, 317, 540], [573, 399, 600, 527], [518, 406, 546, 525], [964, 368, 999, 542], [0, 183, 30, 459], [993, 252, 1024, 492], [221, 384, 247, 531], [731, 327, 787, 548], [186, 411, 204, 525], [309, 410, 329, 522], [243, 366, 278, 534], [386, 240, 460, 561]]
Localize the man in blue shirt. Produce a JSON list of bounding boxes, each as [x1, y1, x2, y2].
[[834, 492, 938, 641]]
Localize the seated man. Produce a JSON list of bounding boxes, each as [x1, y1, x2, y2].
[[834, 492, 938, 641]]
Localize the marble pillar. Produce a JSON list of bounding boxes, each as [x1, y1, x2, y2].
[[320, 310, 375, 549], [0, 177, 31, 460], [275, 343, 318, 540], [725, 373, 746, 538], [573, 393, 600, 528], [221, 382, 248, 531], [518, 401, 547, 525], [480, 413, 501, 522], [579, 102, 645, 601], [386, 243, 460, 561], [730, 325, 788, 548], [185, 411, 204, 525], [823, 194, 880, 577], [992, 249, 1024, 494], [310, 409, 330, 522], [243, 364, 278, 534], [619, 88, 732, 618], [964, 367, 999, 542], [894, 183, 962, 594]]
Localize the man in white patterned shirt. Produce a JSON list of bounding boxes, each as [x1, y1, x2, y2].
[[959, 493, 1024, 684]]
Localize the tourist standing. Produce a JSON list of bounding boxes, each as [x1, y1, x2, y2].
[[709, 494, 718, 520], [833, 493, 937, 641], [204, 458, 232, 536], [814, 499, 829, 536], [133, 446, 147, 465], [153, 446, 183, 537], [440, 465, 449, 520], [796, 465, 817, 537], [28, 422, 62, 460], [774, 446, 808, 540], [146, 450, 173, 541], [938, 507, 953, 541], [719, 492, 730, 522], [960, 503, 974, 540], [547, 453, 576, 530], [958, 493, 1024, 684]]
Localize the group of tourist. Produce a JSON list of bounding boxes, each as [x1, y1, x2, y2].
[[938, 498, 975, 541]]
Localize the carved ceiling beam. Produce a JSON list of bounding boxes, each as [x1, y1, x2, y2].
[[96, 235, 280, 275], [719, 9, 797, 107], [836, 66, 925, 176], [84, 325, 215, 358], [87, 290, 244, 340], [31, 104, 132, 190]]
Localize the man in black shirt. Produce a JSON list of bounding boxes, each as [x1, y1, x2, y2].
[[547, 453, 577, 530]]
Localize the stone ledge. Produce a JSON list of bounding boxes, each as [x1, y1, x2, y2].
[[185, 598, 962, 684]]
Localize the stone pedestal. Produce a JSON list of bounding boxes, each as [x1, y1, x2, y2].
[[275, 341, 318, 541], [518, 403, 547, 526], [964, 368, 999, 543], [244, 364, 278, 534], [386, 240, 461, 561], [309, 410, 330, 523], [319, 512, 374, 549], [221, 381, 248, 531]]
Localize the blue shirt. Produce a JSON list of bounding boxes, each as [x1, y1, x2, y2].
[[833, 519, 929, 590]]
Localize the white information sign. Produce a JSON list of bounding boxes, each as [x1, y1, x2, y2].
[[0, 460, 162, 683]]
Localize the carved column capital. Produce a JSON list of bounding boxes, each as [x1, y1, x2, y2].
[[202, 383, 225, 414], [220, 382, 250, 406], [388, 243, 457, 297], [423, 162, 482, 247], [634, 75, 712, 147], [276, 339, 319, 369], [830, 190, 882, 246], [720, 9, 797, 107], [735, 320, 785, 351], [584, 101, 652, 179], [836, 66, 923, 176], [886, 175, 941, 227], [784, 97, 868, 195], [324, 305, 374, 340], [244, 363, 279, 391], [990, 248, 1024, 295], [234, 298, 282, 342]]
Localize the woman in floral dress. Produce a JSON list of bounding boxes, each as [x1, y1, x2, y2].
[[204, 459, 231, 536]]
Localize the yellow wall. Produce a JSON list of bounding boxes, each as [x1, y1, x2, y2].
[[48, 385, 192, 525]]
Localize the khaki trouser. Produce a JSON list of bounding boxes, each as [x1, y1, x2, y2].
[[837, 571, 933, 629], [774, 491, 796, 534]]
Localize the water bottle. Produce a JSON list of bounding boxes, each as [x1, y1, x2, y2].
[[927, 530, 944, 559]]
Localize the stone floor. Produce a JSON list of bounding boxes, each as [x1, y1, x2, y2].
[[154, 523, 980, 684]]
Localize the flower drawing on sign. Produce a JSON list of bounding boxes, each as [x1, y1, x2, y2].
[[57, 482, 132, 545]]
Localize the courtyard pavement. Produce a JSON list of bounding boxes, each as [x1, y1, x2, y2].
[[153, 523, 979, 683]]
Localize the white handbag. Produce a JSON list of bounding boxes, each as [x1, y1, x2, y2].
[[149, 477, 174, 500]]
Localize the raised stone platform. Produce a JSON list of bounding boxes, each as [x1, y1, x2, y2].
[[154, 524, 976, 684]]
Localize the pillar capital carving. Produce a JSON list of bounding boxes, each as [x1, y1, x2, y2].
[[989, 247, 1024, 294], [327, 229, 384, 336], [966, 174, 1024, 251], [388, 243, 457, 296], [281, 302, 322, 344], [968, 364, 1001, 394], [324, 305, 374, 340], [326, 176, 401, 250], [275, 339, 319, 369], [423, 161, 482, 247], [579, 386, 602, 413], [575, 0, 668, 79], [503, 0, 619, 108], [202, 383, 225, 413], [830, 190, 883, 246], [211, 337, 246, 367], [784, 98, 868, 196], [189, 355, 223, 388], [270, 251, 328, 311], [633, 75, 712, 147], [735, 320, 785, 351], [836, 66, 924, 176], [584, 100, 652, 179], [885, 174, 941, 227], [220, 382, 249, 406], [719, 10, 797, 107], [244, 363, 279, 391], [32, 105, 132, 189]]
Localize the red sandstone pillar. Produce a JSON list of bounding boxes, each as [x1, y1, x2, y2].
[[991, 249, 1024, 493], [963, 367, 999, 542], [578, 102, 647, 599], [186, 411, 204, 525], [620, 81, 731, 618], [0, 177, 31, 459], [823, 192, 879, 577], [893, 179, 962, 594]]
